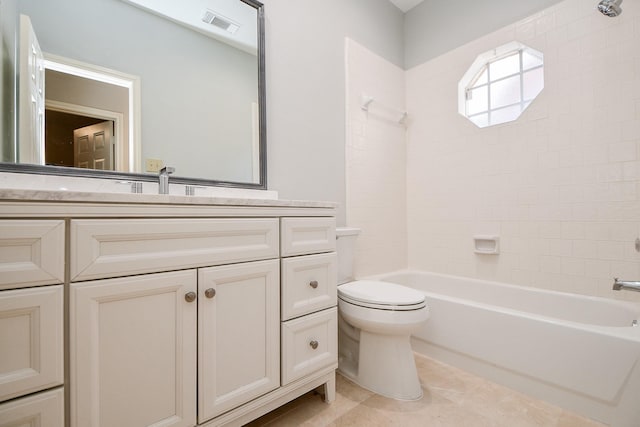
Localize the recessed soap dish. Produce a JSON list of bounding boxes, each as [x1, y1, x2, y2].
[[474, 235, 499, 254]]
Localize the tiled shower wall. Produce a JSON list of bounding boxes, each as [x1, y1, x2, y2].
[[345, 38, 407, 278], [406, 0, 640, 300]]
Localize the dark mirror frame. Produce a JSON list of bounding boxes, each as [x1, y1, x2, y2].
[[0, 0, 267, 190]]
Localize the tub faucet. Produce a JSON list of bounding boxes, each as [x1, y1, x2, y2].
[[613, 278, 640, 292], [158, 166, 174, 194]]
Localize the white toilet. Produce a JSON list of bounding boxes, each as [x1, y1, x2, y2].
[[336, 228, 429, 400]]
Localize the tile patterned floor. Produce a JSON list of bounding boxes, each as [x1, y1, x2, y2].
[[246, 353, 606, 426]]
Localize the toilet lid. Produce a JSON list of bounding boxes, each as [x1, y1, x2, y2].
[[338, 280, 425, 308]]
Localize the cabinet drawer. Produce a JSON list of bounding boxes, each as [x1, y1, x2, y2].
[[0, 387, 64, 427], [0, 286, 64, 402], [281, 308, 337, 386], [280, 217, 336, 257], [71, 218, 279, 281], [0, 220, 64, 290], [281, 252, 337, 321]]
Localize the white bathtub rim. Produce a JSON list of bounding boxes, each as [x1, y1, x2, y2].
[[370, 268, 640, 312], [364, 269, 640, 338]]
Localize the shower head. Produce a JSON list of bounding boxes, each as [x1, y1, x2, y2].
[[597, 0, 622, 17]]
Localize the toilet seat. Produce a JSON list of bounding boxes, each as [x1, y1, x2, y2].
[[338, 280, 426, 311]]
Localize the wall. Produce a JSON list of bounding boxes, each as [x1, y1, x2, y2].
[[262, 0, 404, 224], [345, 38, 406, 278], [404, 0, 565, 68], [406, 0, 640, 301]]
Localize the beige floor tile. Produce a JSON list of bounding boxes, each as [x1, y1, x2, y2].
[[326, 404, 397, 427], [250, 376, 376, 427], [460, 379, 562, 427], [556, 411, 607, 427], [246, 354, 608, 427]]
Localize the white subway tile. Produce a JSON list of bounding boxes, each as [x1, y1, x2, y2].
[[540, 255, 562, 273], [584, 259, 611, 279], [621, 120, 640, 141], [561, 221, 585, 239], [597, 241, 626, 260], [561, 257, 585, 276], [609, 141, 638, 162], [547, 239, 573, 256], [610, 261, 640, 279], [572, 240, 598, 258]]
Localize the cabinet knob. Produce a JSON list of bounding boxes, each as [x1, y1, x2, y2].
[[205, 288, 216, 298], [309, 280, 318, 289], [309, 340, 319, 350], [184, 292, 197, 303]]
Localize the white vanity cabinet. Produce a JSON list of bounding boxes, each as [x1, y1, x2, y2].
[[0, 220, 65, 427], [69, 218, 280, 427], [0, 194, 337, 427]]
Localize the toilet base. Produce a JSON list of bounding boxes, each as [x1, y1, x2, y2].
[[339, 330, 423, 401]]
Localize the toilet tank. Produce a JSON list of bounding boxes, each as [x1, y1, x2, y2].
[[336, 227, 361, 284]]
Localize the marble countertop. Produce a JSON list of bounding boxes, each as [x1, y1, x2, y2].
[[0, 172, 337, 209], [0, 187, 337, 209]]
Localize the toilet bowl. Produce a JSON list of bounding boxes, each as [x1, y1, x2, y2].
[[335, 228, 429, 401], [337, 280, 429, 400]]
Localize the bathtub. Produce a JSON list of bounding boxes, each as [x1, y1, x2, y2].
[[373, 270, 640, 427]]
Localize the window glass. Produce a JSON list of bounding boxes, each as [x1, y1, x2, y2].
[[467, 86, 488, 116], [490, 75, 521, 109], [489, 53, 520, 80]]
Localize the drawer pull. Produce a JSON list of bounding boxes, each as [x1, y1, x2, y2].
[[184, 292, 197, 303], [309, 340, 319, 350], [205, 288, 216, 298], [309, 280, 318, 289]]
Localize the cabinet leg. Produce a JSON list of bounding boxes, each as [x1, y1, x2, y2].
[[322, 373, 336, 403]]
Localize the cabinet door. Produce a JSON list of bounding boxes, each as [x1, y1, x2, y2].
[[0, 285, 63, 402], [70, 270, 197, 427], [0, 387, 64, 427], [198, 260, 279, 423]]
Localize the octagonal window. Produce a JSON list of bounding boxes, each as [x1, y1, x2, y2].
[[458, 42, 544, 128]]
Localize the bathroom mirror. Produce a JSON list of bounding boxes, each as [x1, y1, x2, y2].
[[0, 0, 266, 189]]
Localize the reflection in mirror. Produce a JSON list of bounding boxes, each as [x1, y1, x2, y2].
[[1, 0, 266, 188]]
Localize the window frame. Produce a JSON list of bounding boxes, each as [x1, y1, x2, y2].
[[458, 42, 544, 128]]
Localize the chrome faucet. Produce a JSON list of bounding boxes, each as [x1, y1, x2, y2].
[[613, 278, 640, 292], [158, 166, 174, 194]]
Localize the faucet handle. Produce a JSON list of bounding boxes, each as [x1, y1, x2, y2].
[[185, 185, 206, 196], [160, 166, 175, 175]]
